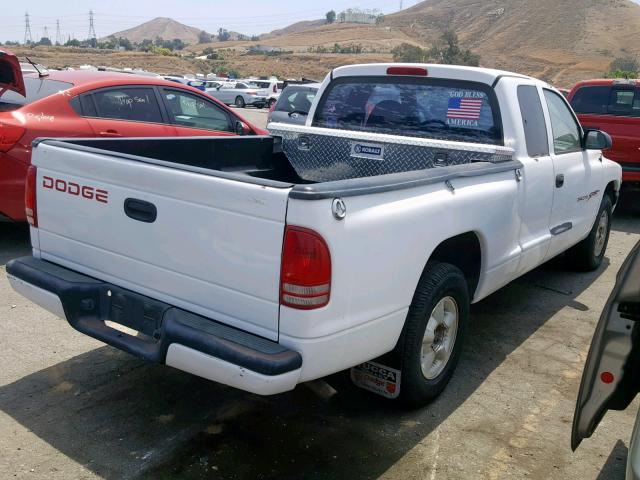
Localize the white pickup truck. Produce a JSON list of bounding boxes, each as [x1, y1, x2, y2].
[[7, 64, 622, 405]]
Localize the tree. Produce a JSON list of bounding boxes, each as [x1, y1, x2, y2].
[[326, 10, 336, 24], [429, 31, 479, 66], [391, 43, 428, 63], [64, 38, 81, 47], [37, 37, 52, 46], [198, 30, 211, 44], [605, 57, 639, 78], [218, 28, 231, 42]]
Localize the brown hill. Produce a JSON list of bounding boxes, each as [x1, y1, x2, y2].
[[105, 17, 209, 44], [384, 0, 640, 84], [210, 0, 640, 86]]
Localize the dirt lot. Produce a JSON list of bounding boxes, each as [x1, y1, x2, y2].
[[1, 139, 639, 478]]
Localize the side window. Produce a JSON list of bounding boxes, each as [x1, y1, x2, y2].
[[161, 89, 232, 132], [608, 89, 636, 116], [91, 87, 162, 123], [517, 85, 549, 157], [543, 89, 582, 154]]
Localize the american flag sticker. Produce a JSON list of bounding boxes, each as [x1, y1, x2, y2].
[[447, 97, 483, 120]]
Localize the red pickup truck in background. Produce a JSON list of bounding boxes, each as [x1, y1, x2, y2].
[[568, 79, 640, 184]]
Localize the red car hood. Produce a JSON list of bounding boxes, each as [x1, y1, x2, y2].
[[0, 49, 26, 97]]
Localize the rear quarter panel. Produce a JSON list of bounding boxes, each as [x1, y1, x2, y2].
[[280, 170, 521, 342]]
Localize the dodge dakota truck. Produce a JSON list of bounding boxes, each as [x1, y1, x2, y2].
[[6, 64, 622, 405]]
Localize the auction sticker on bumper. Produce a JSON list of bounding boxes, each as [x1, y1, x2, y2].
[[350, 361, 401, 399]]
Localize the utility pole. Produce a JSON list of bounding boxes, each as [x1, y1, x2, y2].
[[56, 19, 62, 45], [400, 1, 403, 10], [24, 12, 33, 44], [88, 10, 97, 41]]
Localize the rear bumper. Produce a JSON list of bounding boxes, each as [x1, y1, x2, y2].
[[6, 256, 302, 395]]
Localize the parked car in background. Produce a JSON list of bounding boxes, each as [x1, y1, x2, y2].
[[162, 76, 206, 91], [0, 49, 264, 222], [568, 79, 640, 184], [247, 79, 285, 108], [207, 82, 267, 108], [267, 83, 320, 125], [572, 240, 640, 479]]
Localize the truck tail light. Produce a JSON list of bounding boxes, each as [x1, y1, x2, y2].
[[25, 165, 38, 227], [0, 122, 26, 153], [386, 66, 428, 76], [280, 226, 331, 310]]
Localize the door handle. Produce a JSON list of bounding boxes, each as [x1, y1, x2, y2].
[[124, 198, 157, 223], [556, 174, 565, 188], [99, 130, 122, 137]]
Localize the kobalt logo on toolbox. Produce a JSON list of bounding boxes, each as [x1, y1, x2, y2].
[[42, 176, 109, 204], [351, 142, 385, 160]]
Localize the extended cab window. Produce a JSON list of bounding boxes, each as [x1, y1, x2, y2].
[[609, 89, 640, 116], [314, 77, 502, 145], [91, 87, 163, 123], [161, 89, 232, 132], [543, 90, 582, 154], [517, 85, 549, 157]]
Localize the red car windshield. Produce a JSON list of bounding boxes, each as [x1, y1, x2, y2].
[[0, 77, 73, 111]]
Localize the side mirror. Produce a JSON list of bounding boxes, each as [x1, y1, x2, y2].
[[235, 121, 251, 136], [584, 129, 612, 151]]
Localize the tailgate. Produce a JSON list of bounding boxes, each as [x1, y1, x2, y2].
[[31, 141, 292, 340]]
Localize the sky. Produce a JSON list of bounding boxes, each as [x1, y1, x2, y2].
[[0, 0, 420, 43]]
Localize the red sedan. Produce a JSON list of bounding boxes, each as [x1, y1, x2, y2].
[[0, 49, 265, 222]]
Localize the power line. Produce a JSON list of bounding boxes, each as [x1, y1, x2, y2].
[[24, 12, 33, 44]]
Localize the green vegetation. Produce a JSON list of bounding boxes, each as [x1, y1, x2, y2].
[[308, 43, 364, 54], [326, 10, 336, 24], [604, 56, 638, 78], [392, 31, 480, 67]]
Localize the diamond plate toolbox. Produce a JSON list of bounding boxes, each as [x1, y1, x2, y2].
[[269, 123, 515, 183]]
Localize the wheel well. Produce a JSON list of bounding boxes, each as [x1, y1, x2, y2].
[[430, 232, 481, 298], [604, 181, 618, 207]]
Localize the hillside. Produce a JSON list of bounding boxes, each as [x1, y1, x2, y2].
[[105, 17, 209, 44], [384, 0, 640, 83], [206, 0, 640, 86]]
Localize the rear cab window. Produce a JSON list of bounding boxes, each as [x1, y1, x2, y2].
[[0, 77, 73, 111], [571, 83, 640, 117], [275, 87, 317, 113], [313, 77, 503, 145]]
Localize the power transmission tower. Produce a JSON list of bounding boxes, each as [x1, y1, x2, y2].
[[43, 26, 49, 41], [56, 19, 62, 45], [88, 10, 97, 41], [400, 1, 403, 10], [24, 12, 33, 44]]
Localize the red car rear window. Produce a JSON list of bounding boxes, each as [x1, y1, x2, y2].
[[0, 77, 73, 111]]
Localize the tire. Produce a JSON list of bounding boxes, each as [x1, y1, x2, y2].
[[235, 96, 245, 108], [257, 103, 265, 109], [565, 195, 613, 271], [394, 261, 470, 406], [268, 98, 277, 108]]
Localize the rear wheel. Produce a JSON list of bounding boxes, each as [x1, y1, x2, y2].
[[235, 96, 245, 108], [566, 195, 613, 271], [268, 98, 277, 108], [394, 261, 469, 406]]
